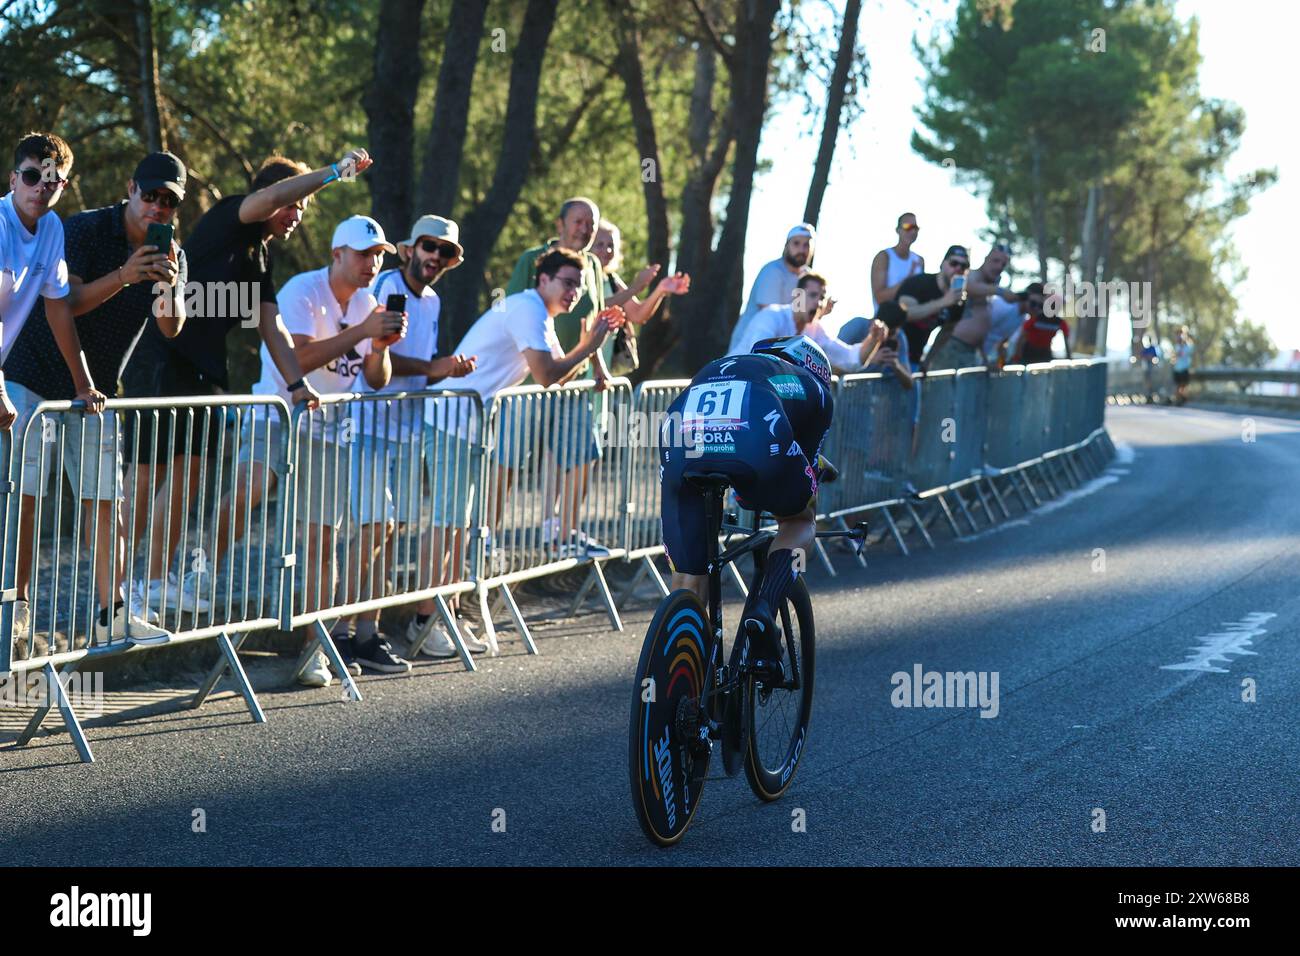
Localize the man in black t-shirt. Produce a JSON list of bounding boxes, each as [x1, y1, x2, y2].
[[5, 151, 188, 646], [895, 243, 970, 371], [122, 147, 373, 614]]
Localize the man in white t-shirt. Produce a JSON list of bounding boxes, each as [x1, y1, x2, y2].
[[212, 215, 408, 682], [426, 248, 622, 602], [727, 223, 815, 356], [728, 273, 882, 373], [1, 132, 107, 431], [350, 214, 481, 660]]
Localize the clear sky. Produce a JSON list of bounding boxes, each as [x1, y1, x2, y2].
[[744, 0, 1290, 357]]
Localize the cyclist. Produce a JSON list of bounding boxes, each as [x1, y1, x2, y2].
[[659, 334, 842, 663]]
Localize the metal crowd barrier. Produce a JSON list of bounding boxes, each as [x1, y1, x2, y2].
[[0, 395, 293, 760], [2, 361, 1116, 764], [474, 378, 632, 653], [1107, 356, 1173, 403], [284, 388, 487, 697]]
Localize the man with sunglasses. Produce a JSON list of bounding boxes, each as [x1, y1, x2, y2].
[[4, 150, 192, 649], [1008, 285, 1071, 365], [122, 148, 372, 615], [924, 243, 1017, 372], [345, 214, 483, 660], [895, 244, 970, 372], [839, 213, 925, 346], [1, 132, 106, 431]]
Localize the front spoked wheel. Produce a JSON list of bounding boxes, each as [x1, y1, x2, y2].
[[629, 590, 714, 846], [744, 577, 815, 801]]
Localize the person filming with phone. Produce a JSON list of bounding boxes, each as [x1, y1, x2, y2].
[[3, 150, 191, 648]]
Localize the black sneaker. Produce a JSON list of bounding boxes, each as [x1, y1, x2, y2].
[[742, 599, 784, 665], [353, 634, 412, 674], [331, 634, 363, 677]]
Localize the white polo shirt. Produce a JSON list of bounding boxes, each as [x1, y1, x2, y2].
[[0, 193, 70, 364], [429, 288, 561, 438]]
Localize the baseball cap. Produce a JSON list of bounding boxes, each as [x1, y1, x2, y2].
[[787, 222, 817, 242], [943, 244, 969, 261], [331, 215, 396, 254], [400, 214, 463, 259], [133, 151, 186, 199]]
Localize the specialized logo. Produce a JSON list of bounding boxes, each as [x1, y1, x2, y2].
[[764, 409, 781, 435]]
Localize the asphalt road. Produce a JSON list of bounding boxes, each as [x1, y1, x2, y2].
[[2, 403, 1297, 866]]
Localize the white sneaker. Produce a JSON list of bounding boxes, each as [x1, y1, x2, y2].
[[92, 605, 171, 646], [129, 581, 162, 625], [147, 571, 211, 613], [411, 619, 458, 658], [11, 600, 31, 660], [458, 620, 489, 655], [298, 650, 333, 687]]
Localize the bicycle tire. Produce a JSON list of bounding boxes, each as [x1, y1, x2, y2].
[[744, 576, 815, 801], [629, 589, 713, 846]]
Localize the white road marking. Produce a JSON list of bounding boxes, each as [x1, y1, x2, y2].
[[1160, 612, 1276, 673]]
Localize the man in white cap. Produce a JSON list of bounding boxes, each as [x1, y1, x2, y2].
[[215, 215, 408, 684], [341, 214, 483, 660], [728, 222, 815, 356]]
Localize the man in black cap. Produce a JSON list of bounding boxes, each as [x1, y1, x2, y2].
[[122, 147, 372, 614], [895, 243, 970, 372], [3, 150, 190, 646]]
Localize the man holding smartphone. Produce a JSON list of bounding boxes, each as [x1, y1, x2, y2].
[[123, 148, 372, 615], [3, 150, 190, 649], [345, 214, 480, 660]]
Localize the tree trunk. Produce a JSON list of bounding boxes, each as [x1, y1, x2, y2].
[[134, 0, 164, 152], [676, 0, 782, 369], [1075, 182, 1100, 350], [636, 42, 731, 378], [803, 0, 861, 226], [417, 0, 489, 218], [608, 1, 668, 272], [364, 0, 427, 255], [437, 0, 561, 348], [1029, 130, 1048, 281]]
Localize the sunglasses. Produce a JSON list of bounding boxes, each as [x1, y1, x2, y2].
[[946, 259, 969, 269], [139, 189, 180, 209], [418, 238, 459, 258], [548, 275, 582, 291], [15, 166, 67, 189], [899, 224, 919, 233]]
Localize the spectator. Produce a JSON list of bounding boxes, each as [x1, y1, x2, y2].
[[728, 272, 885, 373], [429, 248, 621, 570], [1139, 334, 1160, 402], [895, 244, 970, 371], [1172, 326, 1194, 405], [1, 132, 104, 426], [6, 150, 190, 648], [985, 282, 1038, 364], [233, 215, 408, 686], [863, 301, 914, 389], [591, 218, 690, 326], [505, 198, 623, 556], [124, 149, 372, 611], [1008, 285, 1069, 365], [345, 214, 482, 660], [924, 243, 1014, 371], [727, 223, 815, 355], [839, 213, 925, 344]]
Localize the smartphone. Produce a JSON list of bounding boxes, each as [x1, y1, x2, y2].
[[144, 222, 173, 254], [386, 293, 407, 314], [951, 274, 966, 294]]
